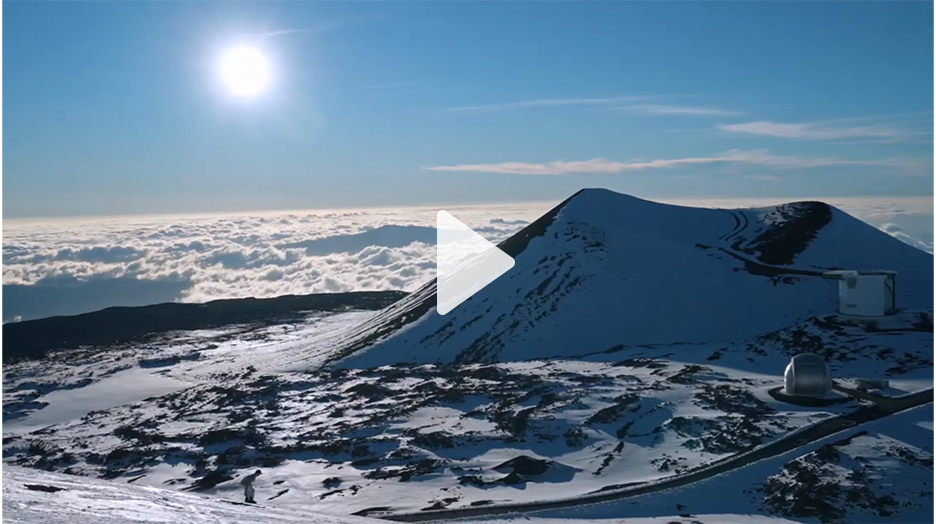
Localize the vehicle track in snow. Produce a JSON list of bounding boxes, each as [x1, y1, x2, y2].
[[718, 209, 744, 242], [378, 388, 933, 522]]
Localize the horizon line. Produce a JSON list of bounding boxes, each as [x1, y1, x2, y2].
[[4, 193, 933, 225]]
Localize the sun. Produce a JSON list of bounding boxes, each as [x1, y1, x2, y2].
[[219, 46, 270, 97]]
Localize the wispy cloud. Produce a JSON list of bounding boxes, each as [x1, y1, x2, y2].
[[719, 120, 907, 141], [367, 82, 426, 89], [249, 21, 347, 39], [249, 15, 386, 39], [443, 96, 649, 113], [743, 174, 783, 182], [262, 28, 326, 37], [717, 149, 921, 170], [426, 159, 644, 175], [616, 104, 741, 116], [424, 149, 925, 175]]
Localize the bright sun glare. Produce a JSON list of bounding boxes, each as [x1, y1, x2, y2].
[[220, 46, 270, 97]]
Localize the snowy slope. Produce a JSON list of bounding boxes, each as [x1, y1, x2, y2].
[[4, 310, 930, 516], [514, 405, 933, 524], [2, 466, 796, 524], [332, 189, 932, 368], [3, 310, 375, 431], [8, 357, 823, 515], [2, 465, 380, 524]]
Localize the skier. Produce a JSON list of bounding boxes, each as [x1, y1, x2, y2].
[[240, 469, 262, 503]]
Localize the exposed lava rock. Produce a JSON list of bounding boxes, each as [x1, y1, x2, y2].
[[24, 483, 66, 493], [408, 431, 457, 449], [756, 431, 933, 523], [190, 469, 235, 491], [499, 471, 525, 485], [362, 458, 444, 482], [586, 394, 640, 425], [668, 414, 779, 455], [322, 477, 342, 489], [493, 455, 550, 476], [735, 202, 833, 266], [694, 385, 773, 415]]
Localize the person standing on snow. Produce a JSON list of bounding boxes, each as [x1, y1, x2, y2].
[[240, 469, 262, 503]]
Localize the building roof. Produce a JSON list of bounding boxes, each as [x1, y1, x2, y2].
[[790, 353, 827, 365], [822, 269, 898, 278]]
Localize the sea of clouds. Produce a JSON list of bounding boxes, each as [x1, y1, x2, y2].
[[3, 197, 931, 321], [1, 203, 549, 321]]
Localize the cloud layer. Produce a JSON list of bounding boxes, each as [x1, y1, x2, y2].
[[2, 204, 545, 320]]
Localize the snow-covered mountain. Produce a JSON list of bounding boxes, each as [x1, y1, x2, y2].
[[3, 189, 932, 523], [331, 189, 933, 367]]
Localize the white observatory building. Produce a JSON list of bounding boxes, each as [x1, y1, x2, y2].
[[784, 353, 832, 398], [822, 270, 897, 318]]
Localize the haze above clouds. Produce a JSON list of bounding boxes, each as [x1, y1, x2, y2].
[[3, 196, 931, 322]]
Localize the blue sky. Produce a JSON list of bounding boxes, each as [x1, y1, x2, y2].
[[4, 1, 933, 218]]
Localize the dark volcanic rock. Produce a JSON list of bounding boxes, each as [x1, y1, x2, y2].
[[322, 477, 342, 489], [756, 431, 930, 522], [457, 475, 485, 487], [493, 455, 550, 476], [189, 469, 235, 491], [409, 431, 457, 449], [24, 484, 65, 493], [498, 471, 525, 485], [736, 202, 833, 266]]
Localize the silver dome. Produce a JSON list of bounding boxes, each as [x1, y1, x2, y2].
[[784, 353, 832, 398]]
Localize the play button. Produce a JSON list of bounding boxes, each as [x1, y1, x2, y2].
[[436, 211, 515, 315]]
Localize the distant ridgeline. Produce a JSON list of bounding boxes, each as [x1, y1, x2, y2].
[[2, 291, 407, 363]]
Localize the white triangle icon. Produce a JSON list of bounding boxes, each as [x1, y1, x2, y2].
[[436, 210, 515, 315]]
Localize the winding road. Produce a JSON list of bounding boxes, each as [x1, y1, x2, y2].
[[379, 387, 933, 522]]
